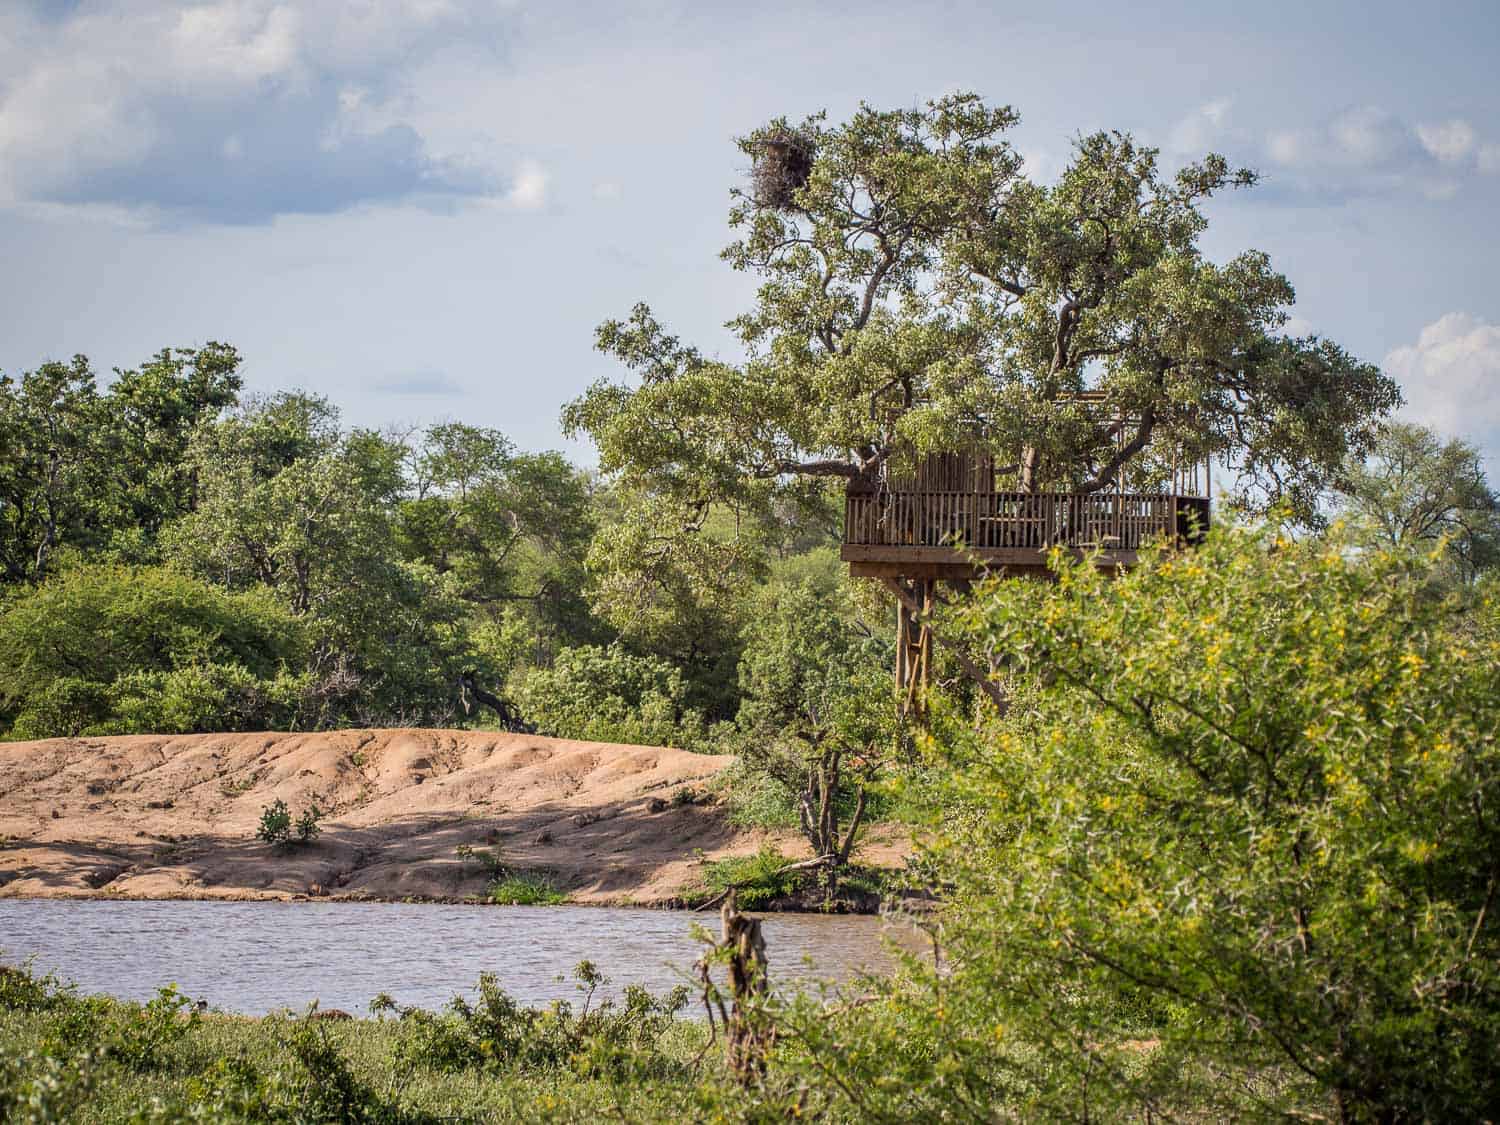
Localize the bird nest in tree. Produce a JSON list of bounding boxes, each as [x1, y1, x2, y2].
[[750, 129, 815, 211]]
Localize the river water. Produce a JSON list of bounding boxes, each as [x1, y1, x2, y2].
[[0, 901, 912, 1015]]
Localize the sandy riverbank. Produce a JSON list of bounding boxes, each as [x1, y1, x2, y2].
[[0, 730, 903, 906]]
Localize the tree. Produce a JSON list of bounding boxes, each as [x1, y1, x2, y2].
[[102, 342, 244, 537], [164, 394, 476, 726], [734, 561, 894, 876], [771, 526, 1499, 1121], [1339, 421, 1500, 583], [0, 563, 307, 738], [508, 643, 706, 748], [165, 393, 396, 616], [0, 344, 244, 585], [397, 424, 600, 660], [566, 94, 1398, 524], [0, 357, 114, 583], [583, 493, 762, 716]]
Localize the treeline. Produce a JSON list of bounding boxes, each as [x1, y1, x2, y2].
[[0, 344, 884, 749]]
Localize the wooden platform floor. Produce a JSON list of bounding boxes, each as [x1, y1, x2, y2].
[[840, 543, 1141, 579]]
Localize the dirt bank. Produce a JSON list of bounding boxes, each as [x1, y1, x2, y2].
[[0, 730, 901, 906]]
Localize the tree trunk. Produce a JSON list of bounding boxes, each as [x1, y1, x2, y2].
[[721, 893, 771, 1084]]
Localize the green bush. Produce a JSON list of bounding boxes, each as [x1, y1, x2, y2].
[[107, 985, 199, 1072], [697, 845, 800, 909], [0, 563, 308, 739], [256, 800, 291, 846], [295, 804, 322, 843], [486, 874, 565, 906], [388, 964, 689, 1079], [509, 644, 707, 748], [6, 677, 112, 740], [763, 525, 1500, 1121], [103, 663, 311, 737]]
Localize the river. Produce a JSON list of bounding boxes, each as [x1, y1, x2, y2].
[[0, 900, 915, 1015]]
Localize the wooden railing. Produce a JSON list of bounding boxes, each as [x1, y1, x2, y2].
[[844, 490, 1209, 553]]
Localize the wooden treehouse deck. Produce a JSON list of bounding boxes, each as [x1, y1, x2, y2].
[[841, 457, 1209, 580], [842, 489, 1210, 577], [845, 447, 1210, 709]]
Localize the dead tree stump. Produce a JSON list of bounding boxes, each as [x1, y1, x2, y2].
[[696, 891, 774, 1084]]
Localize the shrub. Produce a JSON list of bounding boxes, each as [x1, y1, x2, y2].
[[389, 965, 689, 1079], [0, 563, 307, 739], [487, 874, 565, 906], [697, 845, 800, 909], [103, 663, 311, 736], [771, 524, 1500, 1121], [295, 804, 322, 843], [256, 800, 292, 846], [6, 677, 113, 741], [108, 984, 199, 1072], [509, 644, 707, 748]]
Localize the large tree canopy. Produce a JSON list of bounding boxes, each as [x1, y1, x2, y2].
[[565, 94, 1400, 521]]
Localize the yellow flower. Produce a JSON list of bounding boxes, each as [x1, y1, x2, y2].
[[1401, 840, 1437, 864]]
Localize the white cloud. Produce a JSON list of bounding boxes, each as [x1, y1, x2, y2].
[[1268, 106, 1416, 171], [1416, 119, 1478, 164], [593, 180, 622, 201], [1170, 98, 1235, 152], [0, 0, 518, 223], [1385, 313, 1500, 463], [503, 160, 549, 210], [1254, 106, 1500, 203]]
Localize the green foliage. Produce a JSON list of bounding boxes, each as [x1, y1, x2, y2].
[[1339, 420, 1500, 583], [0, 563, 308, 739], [769, 524, 1500, 1121], [510, 644, 708, 749], [568, 93, 1398, 528], [0, 1047, 98, 1123], [107, 985, 199, 1072], [101, 662, 311, 738], [296, 804, 323, 843], [697, 845, 801, 909], [256, 800, 291, 846], [163, 396, 495, 728], [0, 960, 706, 1121], [487, 875, 565, 906], [399, 427, 600, 656], [0, 344, 242, 586], [387, 964, 689, 1081], [732, 565, 895, 861], [256, 800, 322, 848], [582, 493, 763, 716], [0, 965, 73, 1014]]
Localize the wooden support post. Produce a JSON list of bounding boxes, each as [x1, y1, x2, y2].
[[893, 578, 933, 717], [882, 578, 1008, 716]]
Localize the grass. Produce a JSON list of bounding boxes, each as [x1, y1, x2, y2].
[[487, 873, 566, 906], [0, 963, 708, 1122], [692, 845, 801, 909]]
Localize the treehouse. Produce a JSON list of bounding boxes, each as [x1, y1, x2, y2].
[[840, 402, 1211, 707]]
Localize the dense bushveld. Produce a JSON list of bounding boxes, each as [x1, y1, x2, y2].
[[5, 527, 1499, 1121]]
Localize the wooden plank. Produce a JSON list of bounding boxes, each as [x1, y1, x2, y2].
[[840, 544, 1141, 568]]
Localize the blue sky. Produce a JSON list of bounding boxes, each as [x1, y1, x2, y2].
[[2, 0, 1498, 466]]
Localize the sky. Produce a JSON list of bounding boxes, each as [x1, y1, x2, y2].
[[2, 0, 1498, 468]]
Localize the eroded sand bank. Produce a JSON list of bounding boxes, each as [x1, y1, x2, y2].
[[0, 730, 897, 905]]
